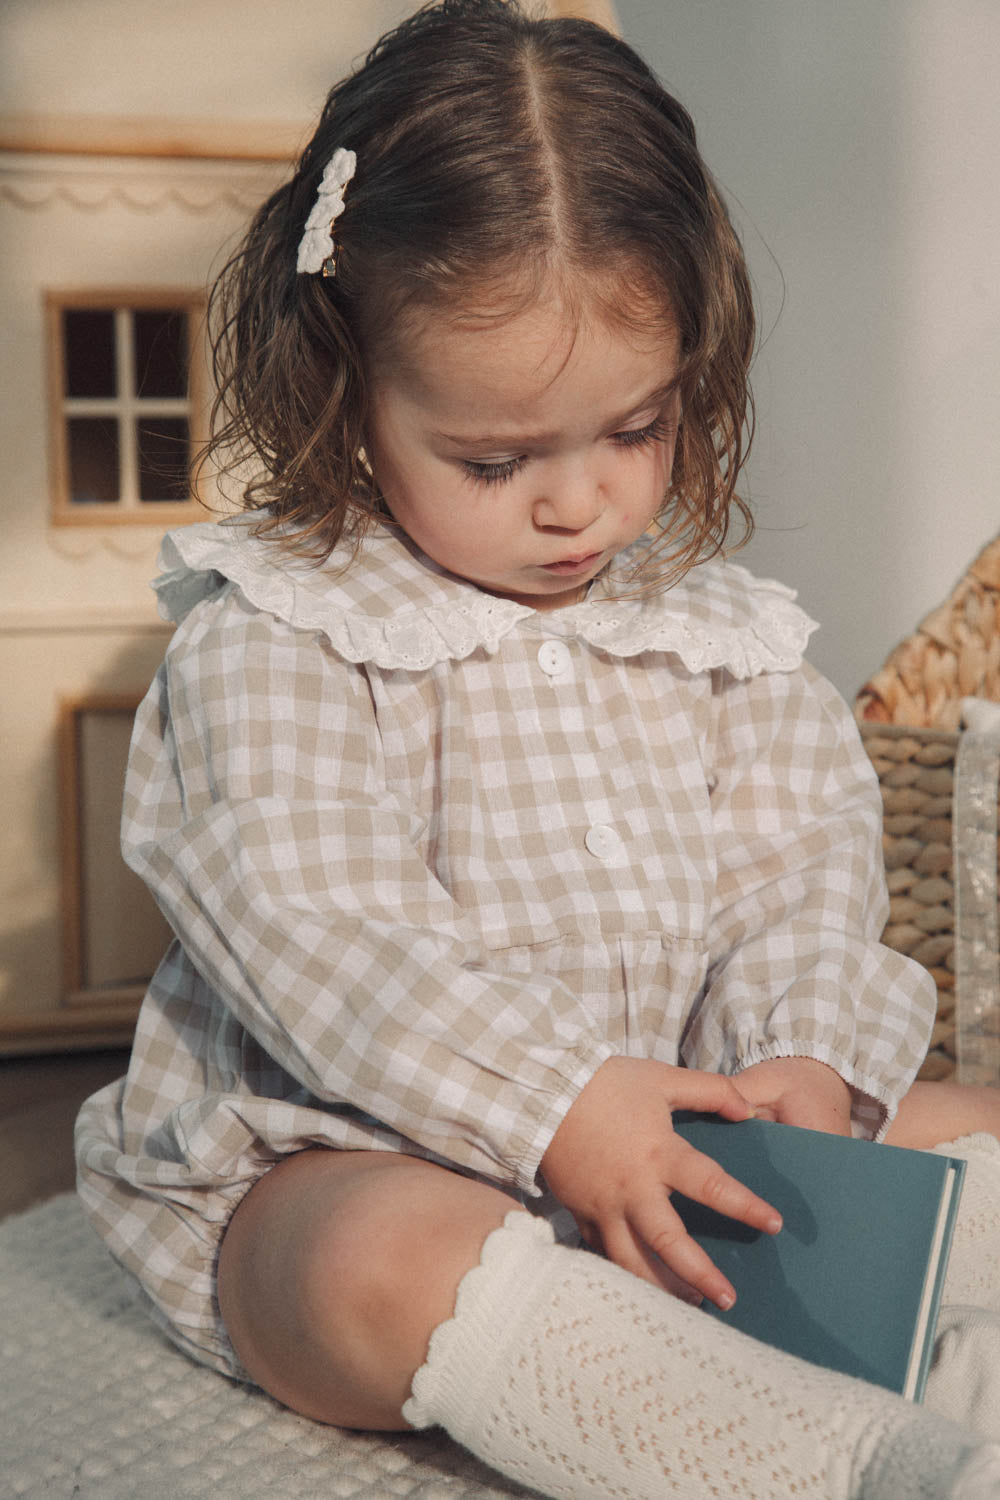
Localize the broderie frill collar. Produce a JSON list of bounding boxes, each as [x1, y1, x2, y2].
[[153, 517, 817, 679]]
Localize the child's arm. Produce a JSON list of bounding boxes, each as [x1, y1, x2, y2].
[[124, 597, 616, 1197], [540, 1056, 783, 1309], [686, 659, 937, 1140]]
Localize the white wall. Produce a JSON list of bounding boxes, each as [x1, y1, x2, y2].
[[617, 0, 1000, 697]]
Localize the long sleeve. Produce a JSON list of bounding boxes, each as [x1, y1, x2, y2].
[[123, 589, 612, 1194], [682, 659, 936, 1135]]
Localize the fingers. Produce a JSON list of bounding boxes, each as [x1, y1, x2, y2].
[[671, 1136, 782, 1238], [600, 1198, 736, 1309], [595, 1139, 782, 1310], [596, 1215, 704, 1304], [661, 1140, 782, 1306], [667, 1068, 756, 1123], [544, 1058, 787, 1310], [636, 1210, 737, 1310]]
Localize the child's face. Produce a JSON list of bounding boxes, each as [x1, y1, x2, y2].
[[366, 293, 681, 610]]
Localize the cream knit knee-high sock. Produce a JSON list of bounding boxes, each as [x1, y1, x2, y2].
[[923, 1133, 1000, 1439], [403, 1212, 1000, 1500], [932, 1134, 1000, 1311], [927, 1308, 1000, 1440]]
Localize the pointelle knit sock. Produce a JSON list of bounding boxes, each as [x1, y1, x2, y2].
[[402, 1210, 1000, 1500], [924, 1132, 1000, 1440], [932, 1134, 1000, 1313]]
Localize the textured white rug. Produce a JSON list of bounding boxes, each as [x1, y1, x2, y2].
[[1, 1192, 534, 1499]]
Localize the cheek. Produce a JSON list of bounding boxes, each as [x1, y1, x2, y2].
[[369, 442, 429, 523]]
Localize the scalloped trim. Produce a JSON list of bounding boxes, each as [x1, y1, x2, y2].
[[401, 1210, 555, 1429], [154, 523, 533, 671], [154, 522, 818, 678], [572, 565, 816, 675]]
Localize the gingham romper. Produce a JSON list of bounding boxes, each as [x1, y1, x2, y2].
[[75, 518, 936, 1376]]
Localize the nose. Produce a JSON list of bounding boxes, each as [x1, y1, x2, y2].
[[532, 464, 604, 533]]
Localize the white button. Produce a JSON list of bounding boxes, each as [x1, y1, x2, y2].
[[585, 824, 625, 861], [537, 640, 572, 677]]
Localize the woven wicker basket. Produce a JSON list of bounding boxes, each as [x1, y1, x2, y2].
[[856, 533, 1000, 730], [860, 722, 1000, 1084], [855, 534, 1000, 1084]]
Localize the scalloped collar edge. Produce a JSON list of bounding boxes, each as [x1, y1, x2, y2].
[[153, 519, 818, 679]]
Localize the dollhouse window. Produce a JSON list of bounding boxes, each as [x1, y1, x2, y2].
[[47, 290, 206, 525]]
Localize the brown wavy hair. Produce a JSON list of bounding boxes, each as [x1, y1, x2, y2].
[[202, 0, 755, 585]]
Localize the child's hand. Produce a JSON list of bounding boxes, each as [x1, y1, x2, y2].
[[540, 1057, 782, 1310], [734, 1057, 852, 1136]]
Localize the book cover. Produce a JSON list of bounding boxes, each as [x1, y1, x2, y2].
[[672, 1113, 965, 1400]]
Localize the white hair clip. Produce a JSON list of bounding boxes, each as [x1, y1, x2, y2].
[[296, 147, 357, 277]]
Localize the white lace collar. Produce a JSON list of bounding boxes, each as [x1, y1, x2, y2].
[[154, 518, 817, 679]]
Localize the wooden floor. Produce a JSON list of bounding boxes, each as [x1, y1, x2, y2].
[[0, 1047, 131, 1221]]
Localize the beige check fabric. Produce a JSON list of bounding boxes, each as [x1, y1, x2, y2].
[[76, 524, 935, 1372]]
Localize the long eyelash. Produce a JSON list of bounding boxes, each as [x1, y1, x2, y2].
[[612, 416, 676, 450], [461, 457, 525, 486], [461, 416, 674, 485]]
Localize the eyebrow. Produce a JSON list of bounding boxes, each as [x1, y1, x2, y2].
[[431, 378, 681, 449]]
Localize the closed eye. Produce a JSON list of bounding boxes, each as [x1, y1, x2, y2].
[[611, 415, 676, 451], [461, 456, 526, 486], [460, 413, 675, 485]]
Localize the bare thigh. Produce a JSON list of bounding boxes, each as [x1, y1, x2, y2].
[[886, 1080, 1000, 1149], [217, 1149, 520, 1431]]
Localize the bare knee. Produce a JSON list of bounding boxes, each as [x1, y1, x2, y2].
[[217, 1149, 517, 1429]]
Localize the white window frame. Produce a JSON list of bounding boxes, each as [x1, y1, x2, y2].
[[46, 287, 208, 526]]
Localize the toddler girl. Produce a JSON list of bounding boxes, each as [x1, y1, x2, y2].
[[77, 2, 1000, 1494]]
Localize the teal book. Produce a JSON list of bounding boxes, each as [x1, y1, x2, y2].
[[672, 1113, 966, 1401]]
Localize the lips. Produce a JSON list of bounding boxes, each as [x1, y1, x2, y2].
[[541, 551, 603, 575]]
